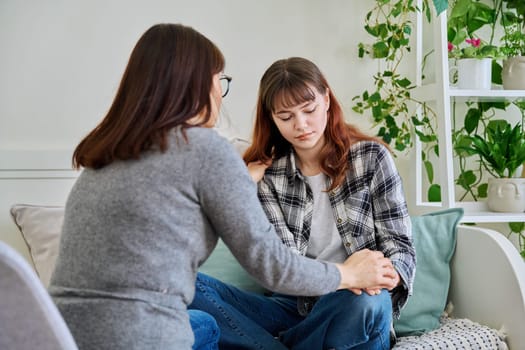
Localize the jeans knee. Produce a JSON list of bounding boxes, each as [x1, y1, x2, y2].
[[358, 290, 391, 317], [320, 291, 392, 349], [189, 310, 220, 349], [321, 290, 392, 332]]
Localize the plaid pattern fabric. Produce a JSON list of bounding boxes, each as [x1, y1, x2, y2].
[[258, 141, 416, 317]]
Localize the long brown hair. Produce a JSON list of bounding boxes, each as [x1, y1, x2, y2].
[[73, 23, 225, 169], [243, 57, 383, 191]]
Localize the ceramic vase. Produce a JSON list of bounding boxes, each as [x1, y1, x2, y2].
[[487, 178, 525, 212], [502, 56, 525, 90], [449, 58, 492, 90]]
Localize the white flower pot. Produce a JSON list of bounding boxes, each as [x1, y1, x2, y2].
[[502, 56, 525, 90], [449, 58, 492, 90], [487, 178, 525, 213]]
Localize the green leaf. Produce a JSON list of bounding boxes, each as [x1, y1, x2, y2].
[[509, 222, 525, 233], [415, 130, 436, 143], [428, 184, 442, 202], [411, 116, 425, 126], [478, 183, 488, 198], [447, 27, 457, 43], [454, 135, 474, 157], [358, 45, 365, 58], [424, 160, 434, 183], [432, 0, 448, 15], [378, 23, 389, 39], [457, 170, 477, 190], [372, 42, 389, 58], [480, 101, 507, 111], [395, 78, 412, 88], [425, 2, 432, 22], [487, 119, 509, 133], [364, 24, 379, 37], [372, 105, 383, 120], [464, 108, 481, 133], [450, 0, 470, 19], [492, 60, 502, 85], [369, 92, 382, 102]]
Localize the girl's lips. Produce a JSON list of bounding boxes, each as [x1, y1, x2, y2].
[[296, 132, 314, 141]]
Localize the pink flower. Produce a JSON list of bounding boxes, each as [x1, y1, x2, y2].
[[448, 42, 454, 52], [465, 38, 481, 47]]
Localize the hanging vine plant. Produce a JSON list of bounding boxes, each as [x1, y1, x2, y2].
[[352, 0, 442, 201]]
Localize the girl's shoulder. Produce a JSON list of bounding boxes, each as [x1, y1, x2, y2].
[[265, 152, 293, 179], [348, 140, 390, 159]]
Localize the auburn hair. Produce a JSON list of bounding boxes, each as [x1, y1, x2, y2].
[[73, 23, 225, 169], [243, 57, 384, 191]]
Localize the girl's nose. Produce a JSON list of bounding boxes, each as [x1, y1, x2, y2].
[[295, 114, 308, 131]]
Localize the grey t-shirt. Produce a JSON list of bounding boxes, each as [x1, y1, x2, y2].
[[305, 173, 347, 263], [49, 127, 340, 350]]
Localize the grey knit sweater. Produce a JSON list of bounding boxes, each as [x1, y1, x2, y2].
[[49, 127, 340, 350]]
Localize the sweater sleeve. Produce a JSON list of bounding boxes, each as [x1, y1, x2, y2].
[[195, 131, 340, 296]]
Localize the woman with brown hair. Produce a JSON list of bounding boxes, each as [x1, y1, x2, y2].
[[49, 26, 399, 350], [191, 57, 416, 349]]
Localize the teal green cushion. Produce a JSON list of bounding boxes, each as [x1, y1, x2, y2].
[[394, 208, 464, 336], [199, 239, 266, 293]]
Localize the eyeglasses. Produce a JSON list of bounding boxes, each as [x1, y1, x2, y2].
[[220, 74, 232, 97]]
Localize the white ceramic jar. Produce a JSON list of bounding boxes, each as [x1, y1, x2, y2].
[[502, 56, 525, 90], [487, 177, 525, 212]]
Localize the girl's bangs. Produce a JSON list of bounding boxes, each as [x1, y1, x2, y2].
[[270, 82, 316, 113]]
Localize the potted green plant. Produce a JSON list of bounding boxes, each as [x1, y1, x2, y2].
[[455, 120, 525, 212], [448, 37, 499, 89], [499, 0, 525, 89], [447, 0, 501, 89]]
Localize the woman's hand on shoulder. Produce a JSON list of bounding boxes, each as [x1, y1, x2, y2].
[[335, 249, 398, 293], [247, 160, 271, 182]]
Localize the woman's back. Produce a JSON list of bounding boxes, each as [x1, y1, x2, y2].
[[50, 128, 238, 349]]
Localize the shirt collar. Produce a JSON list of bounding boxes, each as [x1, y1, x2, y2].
[[286, 150, 306, 184]]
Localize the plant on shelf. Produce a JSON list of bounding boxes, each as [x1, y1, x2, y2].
[[455, 119, 525, 257], [447, 1, 525, 259], [447, 0, 504, 86], [455, 120, 525, 179], [447, 0, 498, 52], [448, 38, 500, 59], [499, 0, 525, 57], [499, 0, 525, 89], [354, 0, 525, 258]]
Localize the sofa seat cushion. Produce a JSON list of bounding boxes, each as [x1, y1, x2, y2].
[[394, 316, 508, 349]]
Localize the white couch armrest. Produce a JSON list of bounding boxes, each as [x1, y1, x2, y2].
[[448, 225, 525, 350]]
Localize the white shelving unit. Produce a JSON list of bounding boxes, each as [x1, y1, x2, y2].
[[413, 3, 525, 224]]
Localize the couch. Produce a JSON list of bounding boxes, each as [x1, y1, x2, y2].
[[5, 204, 524, 350], [1, 144, 525, 349]]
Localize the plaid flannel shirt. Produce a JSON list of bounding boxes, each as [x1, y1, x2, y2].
[[257, 141, 416, 317]]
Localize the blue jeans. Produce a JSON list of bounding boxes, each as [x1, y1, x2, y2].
[[189, 309, 220, 350], [189, 273, 392, 350]]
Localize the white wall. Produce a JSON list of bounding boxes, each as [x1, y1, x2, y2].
[[0, 0, 419, 213], [0, 0, 385, 147], [2, 1, 520, 253]]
